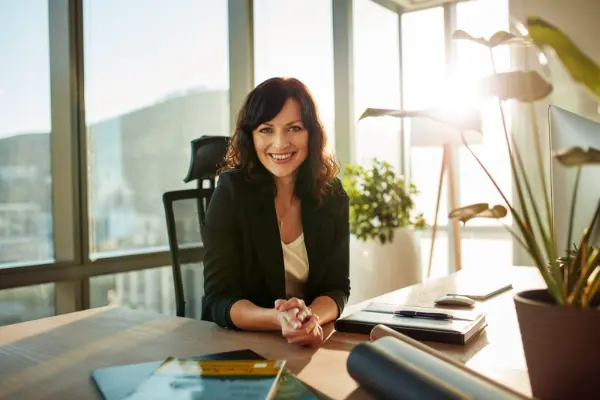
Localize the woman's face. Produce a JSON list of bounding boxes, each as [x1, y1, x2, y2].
[[252, 98, 309, 181]]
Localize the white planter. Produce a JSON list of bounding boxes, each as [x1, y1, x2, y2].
[[348, 227, 422, 306]]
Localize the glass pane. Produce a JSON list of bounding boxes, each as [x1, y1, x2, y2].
[[0, 284, 55, 326], [84, 0, 230, 256], [456, 0, 512, 226], [0, 1, 53, 266], [418, 231, 448, 280], [90, 263, 203, 319], [401, 7, 448, 226], [353, 0, 401, 170], [253, 0, 335, 149], [461, 236, 512, 270]]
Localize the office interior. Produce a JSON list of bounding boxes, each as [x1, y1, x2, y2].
[[1, 0, 599, 326]]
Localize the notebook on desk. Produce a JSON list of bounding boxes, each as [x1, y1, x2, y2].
[[91, 349, 322, 400], [335, 303, 487, 345]]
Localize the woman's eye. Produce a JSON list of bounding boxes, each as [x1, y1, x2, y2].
[[258, 127, 272, 134], [289, 125, 303, 132]]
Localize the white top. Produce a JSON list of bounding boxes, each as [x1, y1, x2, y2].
[[281, 233, 309, 299]]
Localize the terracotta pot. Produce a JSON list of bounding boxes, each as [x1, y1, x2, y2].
[[514, 289, 600, 400]]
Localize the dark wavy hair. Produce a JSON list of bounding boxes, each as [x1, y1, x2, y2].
[[222, 77, 339, 202]]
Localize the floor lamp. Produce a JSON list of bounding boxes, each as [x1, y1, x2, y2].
[[409, 115, 483, 279]]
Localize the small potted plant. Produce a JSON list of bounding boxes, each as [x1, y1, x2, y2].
[[342, 158, 426, 304]]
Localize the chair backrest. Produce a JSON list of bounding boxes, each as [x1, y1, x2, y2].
[[183, 135, 230, 188], [164, 135, 230, 318], [163, 188, 213, 318]]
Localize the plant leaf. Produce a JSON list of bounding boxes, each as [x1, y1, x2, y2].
[[452, 29, 523, 48], [553, 146, 600, 166], [526, 17, 600, 99], [359, 107, 482, 135], [448, 203, 508, 224], [358, 108, 424, 121], [452, 29, 490, 47], [476, 71, 552, 102], [488, 31, 524, 47], [567, 200, 600, 303]]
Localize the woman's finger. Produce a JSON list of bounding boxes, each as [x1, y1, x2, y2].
[[303, 318, 317, 333], [274, 299, 286, 310], [278, 298, 308, 313], [284, 308, 301, 328]]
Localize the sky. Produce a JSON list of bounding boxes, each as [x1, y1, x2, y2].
[[0, 0, 229, 137], [0, 0, 404, 140], [0, 0, 507, 139]]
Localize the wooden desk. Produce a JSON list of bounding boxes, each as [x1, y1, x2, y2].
[[0, 266, 544, 399]]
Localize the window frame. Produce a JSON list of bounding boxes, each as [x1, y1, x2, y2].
[[0, 0, 512, 315]]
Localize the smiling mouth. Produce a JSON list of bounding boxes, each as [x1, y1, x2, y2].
[[269, 152, 296, 161]]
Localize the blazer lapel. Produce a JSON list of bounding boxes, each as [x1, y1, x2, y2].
[[249, 194, 286, 300]]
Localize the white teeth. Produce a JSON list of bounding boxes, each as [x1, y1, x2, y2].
[[270, 153, 293, 160]]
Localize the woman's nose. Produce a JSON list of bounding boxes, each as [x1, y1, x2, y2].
[[272, 131, 289, 149]]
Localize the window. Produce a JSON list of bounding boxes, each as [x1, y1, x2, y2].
[[402, 1, 512, 274], [461, 236, 512, 271], [253, 0, 335, 149], [0, 1, 53, 266], [401, 7, 447, 276], [456, 0, 513, 227], [0, 284, 55, 326], [353, 0, 401, 169], [90, 263, 203, 319], [401, 7, 447, 226], [83, 0, 229, 257]]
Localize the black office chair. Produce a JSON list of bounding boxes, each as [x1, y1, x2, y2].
[[163, 135, 229, 318]]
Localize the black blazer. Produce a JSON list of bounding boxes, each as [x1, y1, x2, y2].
[[201, 169, 350, 329]]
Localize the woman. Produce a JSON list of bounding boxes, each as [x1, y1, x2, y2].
[[201, 77, 350, 346]]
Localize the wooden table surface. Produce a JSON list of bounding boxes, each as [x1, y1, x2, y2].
[[0, 266, 545, 400]]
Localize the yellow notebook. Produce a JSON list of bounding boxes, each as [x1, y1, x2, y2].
[[122, 358, 286, 400]]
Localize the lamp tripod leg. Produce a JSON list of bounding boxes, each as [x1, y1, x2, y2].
[[446, 144, 462, 272], [427, 148, 447, 279]]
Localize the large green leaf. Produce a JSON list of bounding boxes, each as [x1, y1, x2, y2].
[[526, 16, 600, 99], [475, 71, 553, 102], [452, 29, 524, 48], [554, 146, 600, 166], [358, 108, 425, 121], [448, 203, 508, 224], [359, 107, 482, 133]]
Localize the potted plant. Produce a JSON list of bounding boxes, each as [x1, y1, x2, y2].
[[355, 17, 600, 399], [445, 18, 600, 400], [342, 158, 426, 305]]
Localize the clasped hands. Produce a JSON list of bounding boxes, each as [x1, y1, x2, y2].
[[274, 298, 323, 346]]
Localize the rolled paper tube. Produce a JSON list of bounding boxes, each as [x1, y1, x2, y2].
[[370, 324, 479, 373], [368, 324, 528, 399]]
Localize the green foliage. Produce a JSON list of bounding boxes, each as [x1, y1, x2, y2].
[[342, 159, 426, 245], [445, 17, 600, 307]]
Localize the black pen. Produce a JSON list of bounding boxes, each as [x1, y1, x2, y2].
[[395, 310, 452, 320], [394, 310, 476, 321]]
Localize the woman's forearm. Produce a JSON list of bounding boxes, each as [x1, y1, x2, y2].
[[309, 296, 339, 325], [229, 299, 281, 331]]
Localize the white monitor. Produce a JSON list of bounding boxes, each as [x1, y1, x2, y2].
[[549, 105, 600, 256]]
